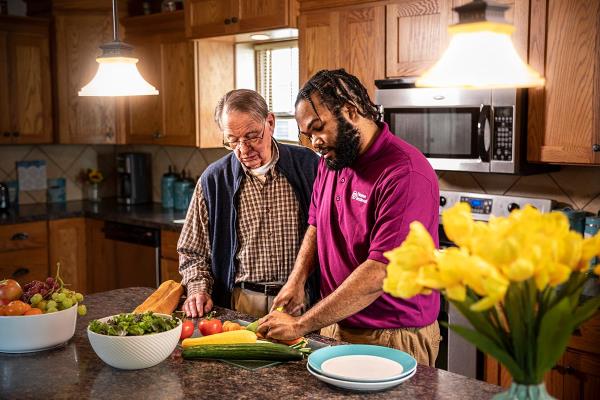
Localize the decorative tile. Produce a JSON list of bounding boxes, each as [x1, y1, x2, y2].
[[184, 150, 209, 181], [505, 173, 573, 208], [200, 148, 230, 166], [152, 148, 171, 203], [39, 145, 87, 172], [438, 172, 483, 193], [163, 146, 195, 173], [549, 166, 600, 210], [471, 173, 520, 195], [0, 145, 34, 177], [66, 177, 84, 201], [23, 148, 61, 180], [64, 146, 98, 189], [583, 194, 600, 214], [118, 145, 158, 159]]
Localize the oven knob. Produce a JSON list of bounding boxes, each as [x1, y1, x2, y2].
[[440, 196, 447, 207], [507, 203, 520, 212]]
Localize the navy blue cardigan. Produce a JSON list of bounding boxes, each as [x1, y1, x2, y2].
[[200, 143, 320, 308]]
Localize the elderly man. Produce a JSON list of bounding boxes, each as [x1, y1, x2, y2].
[[257, 70, 441, 366], [178, 89, 319, 318]]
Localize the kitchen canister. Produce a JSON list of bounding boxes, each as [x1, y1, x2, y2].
[[560, 209, 589, 234], [47, 178, 67, 203], [161, 166, 177, 209], [173, 171, 193, 211], [585, 216, 600, 269]]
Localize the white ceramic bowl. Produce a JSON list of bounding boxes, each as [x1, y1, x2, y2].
[[0, 304, 78, 353], [87, 313, 182, 370]]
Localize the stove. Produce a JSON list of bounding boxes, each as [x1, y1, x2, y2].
[[435, 190, 554, 379]]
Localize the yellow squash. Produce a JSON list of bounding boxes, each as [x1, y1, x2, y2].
[[181, 330, 257, 348]]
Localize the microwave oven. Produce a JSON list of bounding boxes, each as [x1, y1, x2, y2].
[[375, 79, 538, 174]]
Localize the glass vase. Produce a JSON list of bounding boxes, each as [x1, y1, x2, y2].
[[87, 183, 100, 202], [492, 382, 556, 400]]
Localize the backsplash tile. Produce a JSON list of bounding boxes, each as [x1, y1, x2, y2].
[[2, 144, 598, 213]]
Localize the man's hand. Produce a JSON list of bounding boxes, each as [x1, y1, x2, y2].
[[257, 310, 307, 341], [271, 280, 305, 315], [182, 291, 213, 318]]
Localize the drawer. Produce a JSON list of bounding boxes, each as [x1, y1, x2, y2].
[[0, 221, 48, 253], [0, 247, 49, 285], [161, 230, 180, 260], [569, 312, 600, 355]]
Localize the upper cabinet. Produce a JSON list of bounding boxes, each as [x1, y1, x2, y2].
[[386, 0, 451, 78], [298, 3, 385, 99], [185, 0, 298, 39], [123, 11, 233, 148], [53, 12, 122, 144], [0, 16, 52, 145], [527, 0, 600, 165]]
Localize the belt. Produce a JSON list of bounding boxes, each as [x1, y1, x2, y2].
[[236, 282, 283, 297]]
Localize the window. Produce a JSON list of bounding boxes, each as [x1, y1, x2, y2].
[[255, 40, 299, 143]]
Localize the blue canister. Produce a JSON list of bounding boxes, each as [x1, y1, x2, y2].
[[585, 216, 600, 269], [161, 166, 177, 209], [174, 171, 193, 211], [560, 209, 588, 235], [47, 178, 66, 203]]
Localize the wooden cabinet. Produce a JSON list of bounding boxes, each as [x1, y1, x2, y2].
[[0, 16, 52, 144], [48, 218, 87, 294], [123, 11, 233, 148], [527, 0, 600, 165], [298, 3, 385, 99], [53, 13, 122, 144], [86, 218, 117, 294], [160, 229, 181, 283], [0, 222, 49, 286], [484, 312, 600, 400], [185, 0, 297, 39]]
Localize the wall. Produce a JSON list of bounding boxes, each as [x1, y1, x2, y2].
[[1, 144, 599, 212], [0, 145, 229, 205]]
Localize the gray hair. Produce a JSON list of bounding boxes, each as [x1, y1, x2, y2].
[[214, 89, 269, 130]]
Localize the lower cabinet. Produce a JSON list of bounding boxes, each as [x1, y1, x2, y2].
[[86, 218, 117, 294], [0, 221, 49, 286], [160, 229, 181, 283], [48, 218, 87, 293]]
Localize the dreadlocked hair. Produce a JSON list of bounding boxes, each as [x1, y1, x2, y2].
[[295, 69, 382, 123]]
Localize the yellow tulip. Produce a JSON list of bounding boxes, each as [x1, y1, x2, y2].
[[504, 258, 535, 282], [441, 202, 474, 248], [446, 284, 467, 302]]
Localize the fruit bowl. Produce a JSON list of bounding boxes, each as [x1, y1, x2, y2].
[[0, 304, 78, 353], [87, 313, 182, 370]]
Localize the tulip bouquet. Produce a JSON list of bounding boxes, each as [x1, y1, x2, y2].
[[384, 203, 600, 396]]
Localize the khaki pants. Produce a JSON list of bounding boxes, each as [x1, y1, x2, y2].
[[231, 287, 276, 318], [320, 321, 442, 367]]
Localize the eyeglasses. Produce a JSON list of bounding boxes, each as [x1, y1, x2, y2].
[[223, 122, 266, 150]]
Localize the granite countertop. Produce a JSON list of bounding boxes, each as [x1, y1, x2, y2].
[[0, 288, 503, 400], [0, 199, 186, 231]]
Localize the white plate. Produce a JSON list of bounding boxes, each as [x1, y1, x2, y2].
[[322, 355, 404, 381], [307, 362, 417, 392]]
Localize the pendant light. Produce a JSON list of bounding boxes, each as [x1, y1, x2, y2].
[[78, 0, 158, 96], [416, 0, 544, 89]]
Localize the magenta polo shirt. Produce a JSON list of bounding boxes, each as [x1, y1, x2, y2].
[[308, 122, 440, 329]]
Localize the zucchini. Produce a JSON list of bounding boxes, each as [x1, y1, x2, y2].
[[182, 343, 303, 361], [181, 330, 257, 348]]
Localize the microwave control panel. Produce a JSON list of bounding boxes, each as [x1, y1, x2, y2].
[[493, 107, 513, 161]]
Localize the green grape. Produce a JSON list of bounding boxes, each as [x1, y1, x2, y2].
[[62, 298, 73, 309], [77, 305, 87, 316], [75, 293, 84, 302], [46, 307, 58, 313], [47, 300, 57, 309], [37, 300, 47, 311], [30, 293, 43, 306], [51, 292, 59, 301], [57, 293, 67, 302]]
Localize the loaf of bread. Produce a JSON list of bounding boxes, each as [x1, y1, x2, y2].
[[133, 280, 184, 314]]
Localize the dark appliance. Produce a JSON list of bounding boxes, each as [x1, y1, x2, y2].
[[117, 153, 151, 205], [435, 190, 553, 378], [375, 79, 555, 174], [0, 182, 9, 211], [103, 221, 160, 288]]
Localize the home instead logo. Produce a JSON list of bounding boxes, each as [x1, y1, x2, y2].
[[351, 190, 368, 204]]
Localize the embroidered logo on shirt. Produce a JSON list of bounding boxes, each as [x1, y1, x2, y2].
[[351, 190, 368, 204]]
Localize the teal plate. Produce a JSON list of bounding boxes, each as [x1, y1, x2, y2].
[[308, 344, 417, 382]]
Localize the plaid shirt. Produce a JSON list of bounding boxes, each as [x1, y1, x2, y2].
[[177, 146, 302, 297]]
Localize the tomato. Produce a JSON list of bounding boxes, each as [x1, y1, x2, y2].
[[0, 305, 6, 316], [198, 314, 223, 336], [0, 279, 23, 302], [180, 320, 194, 339], [5, 300, 31, 316], [24, 308, 43, 316]]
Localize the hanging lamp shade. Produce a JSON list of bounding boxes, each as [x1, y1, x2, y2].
[[78, 0, 158, 97], [416, 0, 544, 89]]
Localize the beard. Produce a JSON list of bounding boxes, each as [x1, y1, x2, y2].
[[323, 112, 361, 171]]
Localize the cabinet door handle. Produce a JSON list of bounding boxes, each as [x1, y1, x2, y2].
[[2, 131, 9, 137], [153, 131, 163, 139], [12, 131, 19, 137], [231, 16, 238, 23], [11, 232, 29, 241], [106, 130, 114, 140], [593, 144, 600, 152], [224, 18, 231, 24], [12, 267, 30, 278]]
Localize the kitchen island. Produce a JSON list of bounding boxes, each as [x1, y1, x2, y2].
[[0, 288, 503, 399]]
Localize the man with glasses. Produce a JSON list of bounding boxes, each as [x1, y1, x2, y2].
[[257, 70, 441, 366], [178, 89, 320, 319]]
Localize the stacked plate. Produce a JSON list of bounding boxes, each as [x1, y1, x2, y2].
[[307, 344, 417, 391]]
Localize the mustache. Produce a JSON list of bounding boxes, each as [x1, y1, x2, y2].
[[315, 146, 333, 156]]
